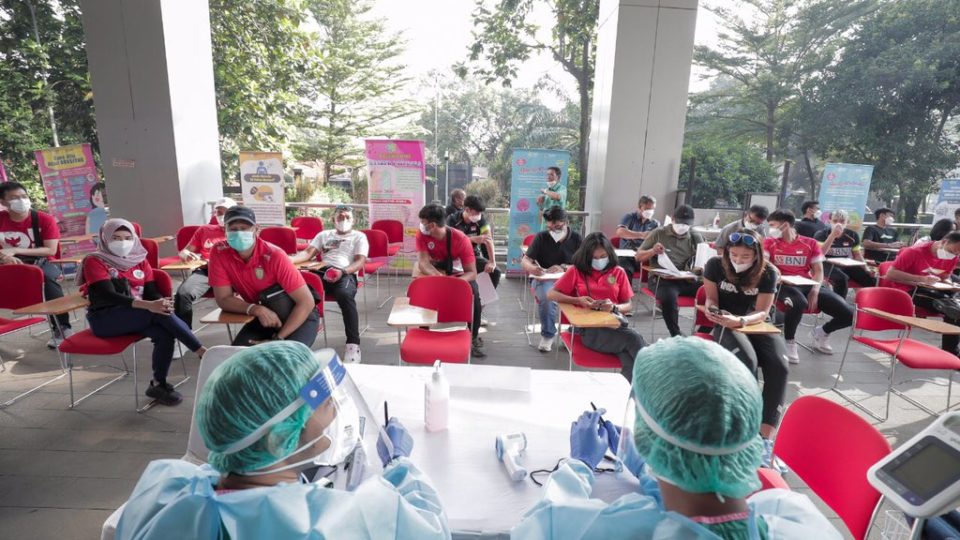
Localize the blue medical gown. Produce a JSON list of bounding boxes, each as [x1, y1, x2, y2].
[[116, 458, 451, 540], [510, 460, 843, 540]]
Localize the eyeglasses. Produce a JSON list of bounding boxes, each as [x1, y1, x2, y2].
[[728, 232, 757, 246]]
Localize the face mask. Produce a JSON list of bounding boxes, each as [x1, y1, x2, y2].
[[108, 240, 135, 257], [468, 213, 482, 223], [549, 227, 566, 242], [591, 257, 609, 271], [215, 214, 225, 226], [813, 210, 822, 219], [547, 180, 557, 188], [418, 223, 430, 235], [743, 220, 758, 231], [938, 247, 955, 260], [641, 209, 655, 220], [672, 223, 690, 236], [335, 218, 353, 233], [886, 218, 896, 227], [768, 227, 783, 239], [731, 260, 754, 273], [227, 230, 255, 252], [312, 398, 360, 466], [8, 198, 30, 214]]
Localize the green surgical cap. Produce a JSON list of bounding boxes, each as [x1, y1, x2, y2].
[[198, 341, 321, 474], [631, 337, 763, 498]]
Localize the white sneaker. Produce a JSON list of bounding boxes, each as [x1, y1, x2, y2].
[[811, 326, 834, 354], [538, 335, 555, 352], [344, 343, 362, 364], [784, 340, 800, 365]]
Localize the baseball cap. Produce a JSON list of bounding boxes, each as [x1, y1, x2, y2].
[[215, 197, 237, 210], [223, 206, 256, 226], [333, 204, 352, 214], [674, 205, 696, 225]]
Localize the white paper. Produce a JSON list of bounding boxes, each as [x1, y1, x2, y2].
[[614, 249, 636, 258], [657, 253, 681, 274], [827, 257, 866, 267], [929, 281, 957, 290], [531, 272, 565, 280], [780, 275, 820, 287], [694, 242, 716, 270], [476, 271, 499, 306]]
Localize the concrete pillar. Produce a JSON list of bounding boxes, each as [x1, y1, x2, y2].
[[586, 0, 699, 233], [80, 0, 223, 237]]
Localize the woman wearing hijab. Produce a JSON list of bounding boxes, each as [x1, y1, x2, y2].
[[79, 219, 206, 406]]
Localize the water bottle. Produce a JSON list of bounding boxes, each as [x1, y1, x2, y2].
[[425, 360, 449, 432]]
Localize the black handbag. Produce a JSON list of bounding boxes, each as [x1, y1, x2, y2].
[[258, 284, 296, 322]]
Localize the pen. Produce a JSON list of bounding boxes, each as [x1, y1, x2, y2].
[[384, 401, 389, 428]]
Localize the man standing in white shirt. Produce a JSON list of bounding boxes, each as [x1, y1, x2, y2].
[[290, 205, 368, 363]]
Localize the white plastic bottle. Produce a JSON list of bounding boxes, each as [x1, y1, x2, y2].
[[424, 360, 449, 432]]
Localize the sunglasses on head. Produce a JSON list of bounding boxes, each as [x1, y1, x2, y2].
[[728, 232, 757, 246]]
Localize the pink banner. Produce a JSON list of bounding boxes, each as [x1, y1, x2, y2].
[[0, 159, 8, 183], [34, 143, 100, 257], [365, 140, 426, 270]]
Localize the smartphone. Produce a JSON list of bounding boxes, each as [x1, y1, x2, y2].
[[707, 305, 721, 315]]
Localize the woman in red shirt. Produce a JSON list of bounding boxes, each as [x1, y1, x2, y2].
[[548, 232, 645, 381], [79, 219, 206, 406]]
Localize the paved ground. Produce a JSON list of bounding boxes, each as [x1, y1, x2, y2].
[[0, 273, 953, 539]]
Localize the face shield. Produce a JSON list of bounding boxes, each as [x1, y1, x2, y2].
[[219, 349, 387, 490]]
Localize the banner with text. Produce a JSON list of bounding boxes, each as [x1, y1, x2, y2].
[[932, 179, 960, 224], [34, 143, 99, 257], [239, 151, 286, 226], [365, 139, 426, 271], [817, 163, 874, 229], [506, 148, 570, 273]]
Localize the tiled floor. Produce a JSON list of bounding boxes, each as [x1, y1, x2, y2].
[[0, 274, 954, 539]]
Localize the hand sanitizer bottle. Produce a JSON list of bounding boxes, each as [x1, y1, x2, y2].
[[425, 360, 449, 432]]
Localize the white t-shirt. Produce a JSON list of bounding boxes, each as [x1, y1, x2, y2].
[[309, 229, 369, 269]]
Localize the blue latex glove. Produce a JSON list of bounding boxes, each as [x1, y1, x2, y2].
[[570, 409, 610, 469], [376, 417, 413, 467], [604, 420, 620, 454]]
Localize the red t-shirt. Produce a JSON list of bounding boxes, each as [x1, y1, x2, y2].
[[0, 210, 60, 250], [186, 224, 227, 260], [415, 228, 476, 273], [890, 242, 958, 292], [82, 257, 155, 300], [763, 236, 824, 279], [208, 237, 306, 303], [552, 266, 634, 304]]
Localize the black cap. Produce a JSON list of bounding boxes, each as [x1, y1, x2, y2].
[[223, 205, 256, 226], [673, 205, 695, 225], [333, 204, 352, 214]]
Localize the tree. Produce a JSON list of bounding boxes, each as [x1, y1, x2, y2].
[[294, 0, 416, 183], [804, 0, 960, 221], [678, 141, 778, 209], [459, 0, 597, 208]]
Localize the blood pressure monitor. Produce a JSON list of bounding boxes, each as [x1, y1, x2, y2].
[[868, 412, 960, 518]]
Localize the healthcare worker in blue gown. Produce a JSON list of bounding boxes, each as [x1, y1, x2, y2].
[[512, 337, 842, 540], [115, 341, 451, 540]]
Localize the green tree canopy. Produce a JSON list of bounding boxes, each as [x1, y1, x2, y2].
[[678, 141, 778, 209]]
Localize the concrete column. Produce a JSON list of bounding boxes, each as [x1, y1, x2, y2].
[[80, 0, 223, 238], [586, 0, 699, 233]]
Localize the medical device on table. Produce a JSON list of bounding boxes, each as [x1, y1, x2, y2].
[[496, 432, 528, 481]]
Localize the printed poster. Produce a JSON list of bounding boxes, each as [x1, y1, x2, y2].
[[817, 163, 874, 229], [506, 149, 570, 273], [932, 179, 960, 223], [239, 151, 285, 226], [34, 143, 99, 257], [365, 140, 426, 271]]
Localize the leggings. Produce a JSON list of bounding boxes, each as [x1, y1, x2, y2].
[[713, 327, 789, 427], [580, 326, 647, 382], [777, 284, 853, 340]]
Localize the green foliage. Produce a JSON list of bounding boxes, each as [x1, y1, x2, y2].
[[464, 178, 507, 207], [678, 142, 778, 209]]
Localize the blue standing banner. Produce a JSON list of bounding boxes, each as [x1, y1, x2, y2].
[[817, 163, 874, 229], [506, 149, 570, 274], [932, 179, 960, 224]]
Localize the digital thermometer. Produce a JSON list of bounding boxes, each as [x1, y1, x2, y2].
[[868, 412, 960, 519]]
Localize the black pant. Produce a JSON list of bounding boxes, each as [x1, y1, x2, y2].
[[914, 290, 960, 354], [233, 310, 320, 348], [174, 268, 209, 328], [476, 257, 501, 289], [87, 306, 202, 383], [714, 328, 788, 427], [823, 262, 876, 299], [650, 276, 700, 337], [39, 261, 71, 333], [581, 326, 647, 382], [618, 257, 638, 279], [321, 273, 360, 345], [469, 280, 481, 340], [777, 285, 853, 340]]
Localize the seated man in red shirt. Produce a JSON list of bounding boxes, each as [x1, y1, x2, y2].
[[414, 204, 485, 358], [208, 206, 319, 347], [764, 209, 853, 364], [886, 231, 960, 355], [172, 204, 232, 328], [0, 182, 72, 347]]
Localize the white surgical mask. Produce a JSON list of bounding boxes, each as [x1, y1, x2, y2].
[[9, 198, 30, 214], [215, 214, 225, 226], [886, 218, 896, 227], [743, 220, 758, 231], [641, 209, 655, 220], [731, 260, 753, 273], [813, 210, 822, 219], [549, 227, 566, 242], [335, 218, 353, 233], [592, 257, 609, 271], [468, 213, 482, 223], [419, 223, 430, 235], [768, 227, 783, 239], [938, 247, 955, 260], [108, 240, 135, 257], [672, 223, 690, 236], [547, 180, 557, 188]]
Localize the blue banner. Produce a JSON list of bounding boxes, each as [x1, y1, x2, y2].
[[932, 179, 960, 224], [817, 163, 874, 229], [506, 149, 570, 273]]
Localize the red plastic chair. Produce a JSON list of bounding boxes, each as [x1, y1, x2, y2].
[[372, 219, 404, 256], [557, 311, 621, 371], [692, 286, 715, 341], [773, 396, 891, 539], [259, 226, 298, 255], [141, 238, 159, 269], [520, 234, 539, 309], [362, 229, 393, 308], [834, 287, 960, 421], [292, 216, 324, 252], [299, 270, 329, 347], [399, 276, 473, 364], [877, 261, 941, 319], [0, 265, 62, 408], [158, 225, 201, 268]]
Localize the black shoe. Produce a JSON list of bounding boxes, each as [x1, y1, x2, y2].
[[471, 338, 487, 358], [146, 381, 183, 406]]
